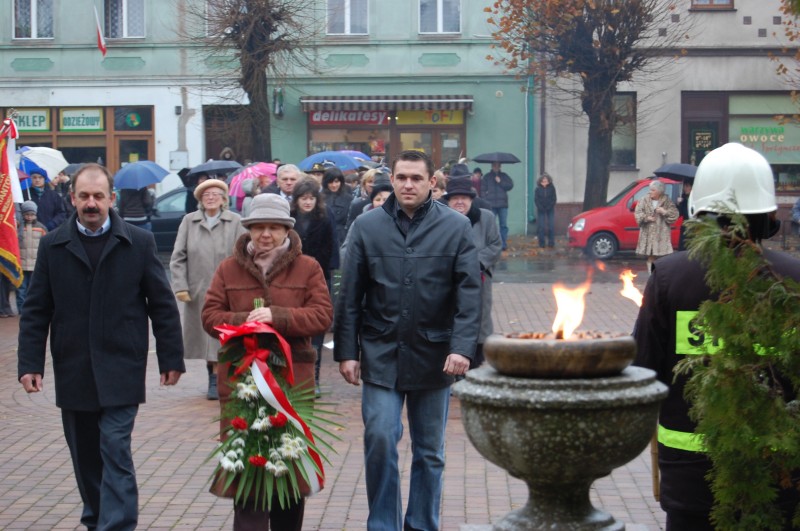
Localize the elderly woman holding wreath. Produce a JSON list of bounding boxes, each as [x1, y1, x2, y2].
[[201, 193, 333, 531]]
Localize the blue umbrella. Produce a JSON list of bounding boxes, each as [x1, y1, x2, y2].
[[338, 150, 372, 161], [298, 151, 361, 172], [113, 161, 169, 190]]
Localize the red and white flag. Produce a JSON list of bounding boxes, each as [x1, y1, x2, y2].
[[0, 118, 23, 288], [94, 5, 107, 57]]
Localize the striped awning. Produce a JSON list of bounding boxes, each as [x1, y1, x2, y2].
[[300, 95, 474, 112]]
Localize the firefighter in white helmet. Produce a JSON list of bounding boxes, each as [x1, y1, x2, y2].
[[633, 143, 798, 530]]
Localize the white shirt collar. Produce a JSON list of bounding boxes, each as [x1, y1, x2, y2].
[[76, 215, 112, 237]]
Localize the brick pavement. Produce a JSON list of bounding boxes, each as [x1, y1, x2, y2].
[[0, 264, 666, 530]]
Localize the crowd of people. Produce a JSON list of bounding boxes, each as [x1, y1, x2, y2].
[[12, 144, 799, 531]]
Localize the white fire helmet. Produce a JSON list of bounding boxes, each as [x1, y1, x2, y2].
[[688, 143, 777, 218]]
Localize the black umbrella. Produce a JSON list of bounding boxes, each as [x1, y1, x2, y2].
[[63, 163, 84, 176], [653, 163, 696, 181], [186, 159, 243, 178], [471, 152, 521, 164]]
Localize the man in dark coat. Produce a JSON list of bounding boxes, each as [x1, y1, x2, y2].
[[17, 163, 185, 531], [480, 161, 514, 250], [334, 150, 481, 531]]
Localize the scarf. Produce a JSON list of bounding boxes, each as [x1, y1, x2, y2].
[[248, 237, 291, 277], [204, 210, 221, 229]]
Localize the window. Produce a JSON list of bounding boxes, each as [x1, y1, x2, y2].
[[611, 93, 636, 168], [419, 0, 460, 34], [13, 0, 53, 39], [690, 0, 733, 9], [327, 0, 368, 35], [105, 0, 145, 38]]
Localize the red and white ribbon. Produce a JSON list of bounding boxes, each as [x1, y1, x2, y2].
[[250, 358, 324, 494]]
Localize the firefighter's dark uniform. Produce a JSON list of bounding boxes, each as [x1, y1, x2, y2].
[[633, 249, 800, 530]]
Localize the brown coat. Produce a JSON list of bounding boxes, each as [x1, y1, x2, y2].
[[634, 194, 679, 257], [201, 230, 333, 500]]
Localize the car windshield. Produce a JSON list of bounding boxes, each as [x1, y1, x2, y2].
[[605, 181, 640, 207]]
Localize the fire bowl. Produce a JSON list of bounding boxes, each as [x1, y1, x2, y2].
[[453, 365, 667, 530], [484, 333, 635, 379]]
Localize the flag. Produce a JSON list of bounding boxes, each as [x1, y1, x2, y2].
[[94, 5, 107, 57], [0, 118, 23, 288]]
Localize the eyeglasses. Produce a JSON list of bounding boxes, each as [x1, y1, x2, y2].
[[202, 191, 224, 198]]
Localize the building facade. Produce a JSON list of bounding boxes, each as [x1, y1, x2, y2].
[[541, 0, 800, 231], [0, 0, 531, 234]]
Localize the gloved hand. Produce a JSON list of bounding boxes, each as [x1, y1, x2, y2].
[[175, 291, 191, 303]]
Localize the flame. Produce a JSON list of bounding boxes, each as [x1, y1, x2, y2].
[[619, 269, 643, 307], [595, 260, 606, 272], [551, 278, 591, 339]]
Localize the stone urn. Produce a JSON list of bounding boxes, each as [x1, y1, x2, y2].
[[452, 334, 667, 530]]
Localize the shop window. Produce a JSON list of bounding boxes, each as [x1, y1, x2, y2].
[[611, 93, 637, 168], [690, 0, 733, 9], [105, 0, 145, 38], [114, 107, 152, 131], [309, 128, 389, 160], [327, 0, 368, 35], [419, 0, 460, 34], [13, 0, 53, 39]]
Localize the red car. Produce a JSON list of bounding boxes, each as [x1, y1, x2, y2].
[[567, 177, 684, 260]]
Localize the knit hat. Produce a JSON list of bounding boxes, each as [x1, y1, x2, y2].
[[21, 200, 38, 214], [193, 178, 229, 200], [442, 177, 476, 200], [241, 193, 295, 228]]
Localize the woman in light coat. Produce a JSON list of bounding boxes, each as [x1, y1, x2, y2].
[[170, 178, 247, 399], [635, 179, 679, 272]]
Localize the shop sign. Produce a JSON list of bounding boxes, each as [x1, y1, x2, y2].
[[59, 108, 104, 132], [15, 108, 50, 132], [397, 110, 464, 125], [730, 117, 800, 164], [310, 110, 389, 125]]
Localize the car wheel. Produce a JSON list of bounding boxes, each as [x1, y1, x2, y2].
[[586, 232, 618, 260]]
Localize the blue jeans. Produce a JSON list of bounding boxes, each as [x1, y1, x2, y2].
[[362, 382, 451, 531], [492, 207, 509, 249]]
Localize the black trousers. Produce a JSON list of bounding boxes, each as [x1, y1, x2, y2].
[[233, 498, 305, 531], [62, 405, 139, 531]]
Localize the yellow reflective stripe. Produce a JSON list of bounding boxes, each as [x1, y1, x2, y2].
[[675, 310, 789, 357], [658, 424, 706, 452], [675, 310, 721, 355]]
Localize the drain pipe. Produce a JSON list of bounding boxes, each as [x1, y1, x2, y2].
[[526, 72, 537, 234]]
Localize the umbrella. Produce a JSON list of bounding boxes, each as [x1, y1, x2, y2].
[[227, 162, 278, 198], [16, 146, 69, 179], [338, 150, 372, 161], [471, 152, 521, 164], [186, 159, 243, 178], [63, 163, 84, 176], [113, 161, 170, 190], [298, 151, 361, 172], [653, 163, 697, 181]]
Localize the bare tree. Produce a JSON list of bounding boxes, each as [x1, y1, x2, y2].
[[487, 0, 690, 209], [187, 0, 322, 162]]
